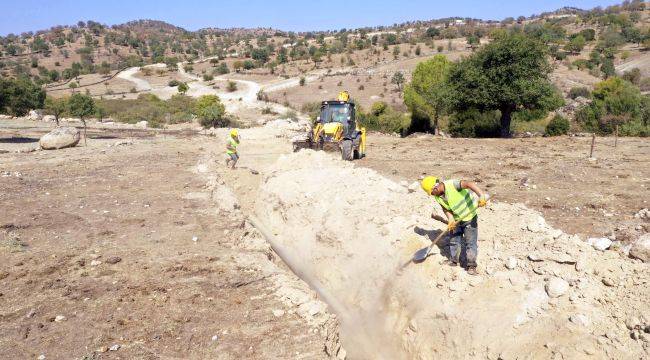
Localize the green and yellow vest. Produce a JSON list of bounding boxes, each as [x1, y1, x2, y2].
[[226, 136, 239, 155], [434, 180, 478, 222]]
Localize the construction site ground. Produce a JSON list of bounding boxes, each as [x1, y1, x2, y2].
[[1, 119, 648, 359]]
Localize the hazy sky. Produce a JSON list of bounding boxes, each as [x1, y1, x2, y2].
[[1, 0, 623, 36]]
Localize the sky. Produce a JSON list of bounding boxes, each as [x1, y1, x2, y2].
[[0, 0, 624, 36]]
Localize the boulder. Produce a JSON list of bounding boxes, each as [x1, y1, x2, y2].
[[629, 234, 650, 262], [42, 115, 56, 123], [39, 127, 80, 150], [136, 120, 148, 128], [27, 109, 43, 121]]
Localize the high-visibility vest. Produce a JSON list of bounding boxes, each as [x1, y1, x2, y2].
[[434, 180, 478, 222], [226, 136, 239, 155]]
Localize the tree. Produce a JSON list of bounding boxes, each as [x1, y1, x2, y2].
[[44, 97, 67, 126], [67, 93, 95, 145], [391, 71, 405, 92], [446, 33, 561, 137], [466, 35, 480, 50], [0, 76, 46, 116], [178, 82, 189, 94], [566, 35, 586, 54], [403, 55, 452, 134], [600, 58, 616, 78], [426, 27, 440, 38], [195, 95, 228, 128]]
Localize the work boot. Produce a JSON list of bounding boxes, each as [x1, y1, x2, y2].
[[441, 259, 458, 267], [466, 266, 478, 276]]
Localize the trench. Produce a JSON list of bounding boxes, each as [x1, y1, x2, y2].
[[210, 127, 645, 360]]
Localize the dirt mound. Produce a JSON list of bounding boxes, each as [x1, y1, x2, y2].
[[255, 150, 649, 359]]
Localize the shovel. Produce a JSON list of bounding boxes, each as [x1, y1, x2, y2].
[[412, 229, 448, 263]]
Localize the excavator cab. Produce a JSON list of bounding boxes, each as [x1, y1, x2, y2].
[[292, 91, 366, 160]]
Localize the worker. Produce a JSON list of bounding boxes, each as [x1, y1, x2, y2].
[[225, 129, 240, 169], [421, 176, 489, 275]]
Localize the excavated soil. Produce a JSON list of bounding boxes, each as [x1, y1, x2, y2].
[[253, 150, 649, 359]]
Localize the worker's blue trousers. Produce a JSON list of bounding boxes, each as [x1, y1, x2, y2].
[[449, 216, 478, 268]]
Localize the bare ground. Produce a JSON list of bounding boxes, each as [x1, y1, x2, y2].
[[0, 126, 335, 359]]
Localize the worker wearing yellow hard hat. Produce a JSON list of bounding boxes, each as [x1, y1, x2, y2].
[[421, 176, 489, 275], [225, 129, 240, 169]]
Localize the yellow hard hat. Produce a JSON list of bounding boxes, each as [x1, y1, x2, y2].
[[421, 176, 439, 195], [230, 129, 238, 137]]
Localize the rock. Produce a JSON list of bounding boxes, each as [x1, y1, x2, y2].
[[408, 181, 420, 193], [575, 259, 586, 272], [211, 335, 219, 341], [587, 237, 612, 251], [136, 120, 148, 128], [28, 109, 43, 121], [569, 314, 590, 327], [39, 127, 80, 150], [629, 234, 650, 263], [549, 253, 575, 264], [192, 236, 198, 242], [625, 317, 641, 330], [505, 257, 518, 270], [545, 277, 569, 298], [634, 208, 649, 219], [37, 355, 45, 360], [26, 309, 36, 318], [272, 309, 285, 317], [42, 115, 56, 123], [337, 347, 347, 360], [54, 315, 66, 322], [602, 277, 617, 287], [105, 256, 122, 264], [90, 260, 102, 266], [109, 344, 120, 351]]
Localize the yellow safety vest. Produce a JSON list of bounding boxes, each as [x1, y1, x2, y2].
[[226, 136, 239, 155], [434, 180, 478, 222]]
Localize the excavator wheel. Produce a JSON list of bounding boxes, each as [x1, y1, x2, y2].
[[341, 140, 353, 161]]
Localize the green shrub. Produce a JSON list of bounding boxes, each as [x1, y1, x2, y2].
[[203, 74, 214, 81], [95, 94, 197, 126], [545, 115, 570, 136], [448, 109, 501, 138], [370, 101, 388, 116], [227, 81, 237, 92], [168, 79, 180, 87], [196, 95, 230, 129], [357, 105, 409, 134], [568, 87, 591, 99]]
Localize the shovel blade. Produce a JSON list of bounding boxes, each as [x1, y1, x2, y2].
[[413, 246, 431, 262]]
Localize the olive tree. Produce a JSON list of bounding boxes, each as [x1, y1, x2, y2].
[[403, 55, 452, 134], [44, 97, 67, 126], [446, 33, 562, 137], [68, 93, 95, 144]]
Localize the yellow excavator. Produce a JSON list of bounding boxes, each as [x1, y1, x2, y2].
[[292, 91, 366, 160]]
